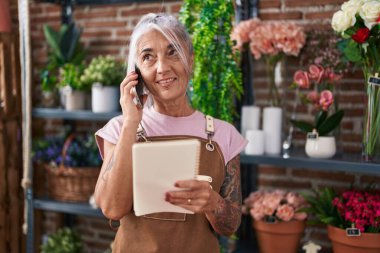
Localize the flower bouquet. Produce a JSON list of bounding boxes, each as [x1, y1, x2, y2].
[[243, 189, 308, 253], [232, 18, 306, 106], [290, 64, 344, 136], [302, 187, 380, 253], [331, 0, 380, 161]]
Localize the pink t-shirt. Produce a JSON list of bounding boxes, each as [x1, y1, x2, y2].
[[95, 106, 248, 165]]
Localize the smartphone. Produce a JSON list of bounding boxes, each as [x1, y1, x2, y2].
[[133, 65, 145, 108]]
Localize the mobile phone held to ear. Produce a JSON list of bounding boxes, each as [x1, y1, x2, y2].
[[133, 65, 145, 108]]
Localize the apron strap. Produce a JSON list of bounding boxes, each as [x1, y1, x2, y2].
[[205, 115, 215, 151]]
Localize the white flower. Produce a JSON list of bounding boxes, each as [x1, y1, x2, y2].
[[360, 0, 380, 29], [342, 0, 363, 14], [332, 10, 356, 32]]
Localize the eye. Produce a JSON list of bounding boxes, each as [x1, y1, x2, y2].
[[168, 48, 179, 57], [142, 54, 152, 61]]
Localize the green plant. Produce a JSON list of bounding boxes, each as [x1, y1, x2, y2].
[[58, 63, 88, 91], [301, 187, 380, 233], [41, 227, 83, 253], [179, 0, 243, 123], [80, 55, 125, 87], [40, 23, 86, 92]]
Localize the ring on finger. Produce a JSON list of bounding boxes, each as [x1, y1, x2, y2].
[[187, 198, 192, 205]]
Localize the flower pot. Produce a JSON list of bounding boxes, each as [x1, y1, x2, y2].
[[253, 220, 305, 253], [305, 136, 336, 159], [328, 225, 380, 253], [60, 86, 87, 111], [91, 83, 120, 113]]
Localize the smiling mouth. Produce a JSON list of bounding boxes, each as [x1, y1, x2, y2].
[[156, 78, 176, 87]]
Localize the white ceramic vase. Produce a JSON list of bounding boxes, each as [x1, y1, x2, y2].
[[305, 136, 336, 159], [91, 83, 120, 113], [60, 86, 87, 111]]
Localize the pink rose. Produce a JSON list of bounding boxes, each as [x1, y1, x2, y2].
[[293, 70, 310, 88], [286, 192, 304, 208], [308, 64, 324, 84], [276, 204, 295, 221], [319, 90, 334, 111], [250, 205, 265, 221]]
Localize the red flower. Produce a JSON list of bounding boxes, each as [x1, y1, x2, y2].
[[352, 28, 370, 44], [377, 15, 380, 23]]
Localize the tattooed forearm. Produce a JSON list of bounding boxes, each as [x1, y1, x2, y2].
[[102, 153, 115, 181], [213, 155, 242, 235]]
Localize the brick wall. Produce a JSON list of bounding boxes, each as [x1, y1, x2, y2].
[[26, 0, 380, 252]]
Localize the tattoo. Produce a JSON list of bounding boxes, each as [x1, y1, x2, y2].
[[213, 155, 242, 235], [102, 153, 115, 181]]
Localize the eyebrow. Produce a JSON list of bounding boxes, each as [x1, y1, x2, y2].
[[139, 43, 178, 55]]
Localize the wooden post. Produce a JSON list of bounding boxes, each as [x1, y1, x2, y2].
[[0, 33, 22, 253]]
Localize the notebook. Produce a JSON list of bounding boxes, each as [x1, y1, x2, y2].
[[132, 139, 201, 216]]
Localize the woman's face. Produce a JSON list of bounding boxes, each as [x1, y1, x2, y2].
[[136, 29, 191, 105]]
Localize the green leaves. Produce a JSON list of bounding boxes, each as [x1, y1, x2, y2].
[[344, 39, 362, 62], [41, 227, 83, 253], [179, 0, 243, 123], [291, 110, 344, 136]]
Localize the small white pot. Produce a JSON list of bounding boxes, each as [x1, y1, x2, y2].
[[60, 86, 87, 111], [305, 136, 336, 159], [91, 83, 120, 113]]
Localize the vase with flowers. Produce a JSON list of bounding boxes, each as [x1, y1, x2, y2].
[[232, 18, 306, 107], [303, 187, 380, 253], [243, 189, 308, 253], [331, 0, 380, 161], [290, 64, 344, 158]]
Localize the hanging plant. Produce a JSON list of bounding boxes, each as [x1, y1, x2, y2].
[[180, 0, 243, 123]]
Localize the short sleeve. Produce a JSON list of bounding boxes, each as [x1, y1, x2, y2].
[[226, 127, 248, 163], [95, 116, 123, 159]]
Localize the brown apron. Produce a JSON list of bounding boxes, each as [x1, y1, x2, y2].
[[112, 118, 225, 253]]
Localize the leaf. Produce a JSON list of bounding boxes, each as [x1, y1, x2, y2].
[[315, 110, 327, 129], [317, 110, 344, 136], [290, 119, 314, 133], [344, 40, 362, 63], [43, 24, 64, 61]]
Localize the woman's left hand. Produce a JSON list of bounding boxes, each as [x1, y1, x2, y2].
[[165, 180, 219, 213]]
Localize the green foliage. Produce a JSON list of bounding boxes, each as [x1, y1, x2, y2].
[[179, 0, 243, 123], [58, 63, 88, 91], [301, 188, 345, 227], [40, 23, 86, 92], [80, 55, 125, 87], [41, 227, 83, 253], [291, 109, 344, 136]]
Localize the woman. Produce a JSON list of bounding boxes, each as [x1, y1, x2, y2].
[[94, 13, 247, 253]]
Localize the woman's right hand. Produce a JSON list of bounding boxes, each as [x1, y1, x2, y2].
[[119, 71, 143, 125]]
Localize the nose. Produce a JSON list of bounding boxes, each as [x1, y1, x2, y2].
[[156, 57, 170, 74]]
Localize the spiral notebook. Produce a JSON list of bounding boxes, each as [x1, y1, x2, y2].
[[132, 139, 201, 216]]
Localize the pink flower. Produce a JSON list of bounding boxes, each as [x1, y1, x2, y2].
[[307, 91, 320, 105], [276, 204, 295, 221], [294, 70, 310, 88], [319, 90, 334, 111], [293, 212, 308, 221], [308, 64, 325, 84]]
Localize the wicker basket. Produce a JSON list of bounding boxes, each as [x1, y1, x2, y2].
[[45, 134, 101, 202]]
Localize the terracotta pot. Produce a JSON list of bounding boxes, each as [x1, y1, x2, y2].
[[253, 220, 305, 253], [327, 225, 380, 253]]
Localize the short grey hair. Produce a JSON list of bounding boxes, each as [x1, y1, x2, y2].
[[126, 13, 193, 76]]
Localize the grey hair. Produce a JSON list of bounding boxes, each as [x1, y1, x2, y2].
[[126, 13, 193, 75]]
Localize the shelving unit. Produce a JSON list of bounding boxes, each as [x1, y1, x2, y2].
[[26, 108, 119, 253]]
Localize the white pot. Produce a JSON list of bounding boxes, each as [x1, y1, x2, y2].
[[91, 83, 120, 113], [60, 86, 87, 111], [305, 136, 336, 159]]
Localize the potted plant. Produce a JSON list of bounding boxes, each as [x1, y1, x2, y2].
[[41, 227, 83, 253], [39, 23, 86, 108], [32, 133, 101, 202], [58, 63, 89, 111], [243, 189, 308, 253], [80, 55, 124, 112], [290, 64, 344, 159], [302, 187, 380, 253]]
